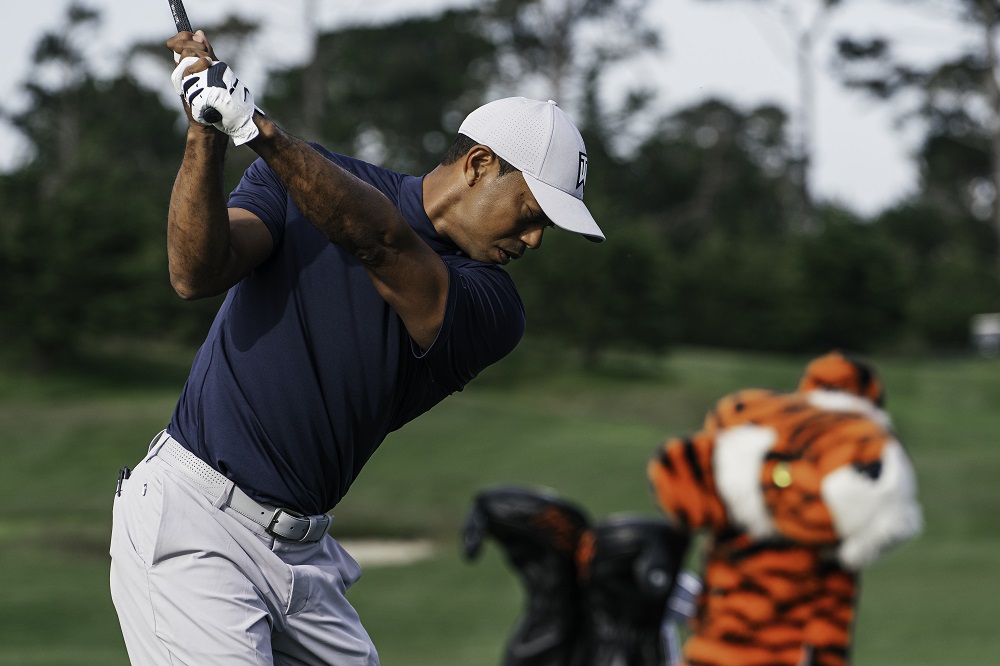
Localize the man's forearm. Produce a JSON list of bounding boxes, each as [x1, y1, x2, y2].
[[243, 113, 449, 350], [167, 127, 233, 299], [247, 114, 405, 267]]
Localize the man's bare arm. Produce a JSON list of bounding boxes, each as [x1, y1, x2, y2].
[[166, 31, 273, 300], [167, 127, 274, 300], [166, 31, 448, 346], [247, 114, 450, 350]]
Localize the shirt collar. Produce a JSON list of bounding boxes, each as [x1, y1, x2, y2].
[[400, 175, 461, 255]]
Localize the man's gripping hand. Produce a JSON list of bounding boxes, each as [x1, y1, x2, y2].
[[171, 57, 259, 146]]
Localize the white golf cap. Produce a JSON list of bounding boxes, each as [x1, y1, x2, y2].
[[458, 97, 605, 242]]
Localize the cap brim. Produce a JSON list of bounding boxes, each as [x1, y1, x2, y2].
[[523, 173, 605, 243]]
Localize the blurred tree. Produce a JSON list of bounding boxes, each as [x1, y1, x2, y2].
[[694, 0, 846, 231], [793, 207, 909, 352], [0, 4, 208, 366], [671, 232, 810, 351], [19, 1, 100, 198], [261, 10, 499, 175], [481, 0, 660, 112], [509, 223, 679, 366], [615, 99, 796, 249], [874, 201, 1000, 348], [834, 0, 1000, 266], [907, 245, 1000, 348]]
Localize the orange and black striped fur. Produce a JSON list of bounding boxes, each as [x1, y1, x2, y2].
[[647, 353, 922, 666]]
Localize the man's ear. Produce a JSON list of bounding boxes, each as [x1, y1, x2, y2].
[[464, 145, 497, 187]]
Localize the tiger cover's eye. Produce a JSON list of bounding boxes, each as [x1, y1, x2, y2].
[[772, 462, 793, 488]]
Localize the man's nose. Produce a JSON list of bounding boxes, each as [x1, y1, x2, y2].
[[521, 226, 544, 249]]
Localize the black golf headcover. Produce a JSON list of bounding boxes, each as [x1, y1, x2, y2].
[[463, 486, 592, 666], [577, 515, 690, 666]]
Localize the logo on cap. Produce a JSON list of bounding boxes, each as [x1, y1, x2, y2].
[[577, 152, 588, 191]]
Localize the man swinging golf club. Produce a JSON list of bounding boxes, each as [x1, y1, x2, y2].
[[109, 22, 604, 665]]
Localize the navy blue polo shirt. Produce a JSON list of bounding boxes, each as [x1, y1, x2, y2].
[[167, 147, 525, 515]]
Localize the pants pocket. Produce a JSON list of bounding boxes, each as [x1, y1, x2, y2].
[[111, 460, 166, 567], [286, 564, 312, 616]]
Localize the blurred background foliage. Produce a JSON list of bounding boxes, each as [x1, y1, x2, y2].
[[1, 0, 999, 370]]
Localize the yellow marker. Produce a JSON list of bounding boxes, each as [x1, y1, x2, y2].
[[773, 462, 793, 488]]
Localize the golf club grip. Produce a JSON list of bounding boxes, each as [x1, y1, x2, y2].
[[168, 0, 223, 124], [168, 0, 192, 33]]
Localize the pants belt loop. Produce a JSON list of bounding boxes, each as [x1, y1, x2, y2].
[[146, 429, 170, 457], [213, 478, 237, 511]]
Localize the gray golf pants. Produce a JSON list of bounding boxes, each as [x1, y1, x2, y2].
[[110, 434, 379, 665]]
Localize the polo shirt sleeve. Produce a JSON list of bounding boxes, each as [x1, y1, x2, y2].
[[227, 158, 288, 247], [419, 259, 526, 392]]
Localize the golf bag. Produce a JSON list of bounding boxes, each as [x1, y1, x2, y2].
[[577, 515, 690, 666], [464, 488, 692, 666], [463, 486, 592, 666]]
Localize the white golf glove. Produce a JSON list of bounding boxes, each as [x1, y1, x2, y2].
[[171, 56, 260, 146]]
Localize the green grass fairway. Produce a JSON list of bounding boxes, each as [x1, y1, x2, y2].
[[1, 344, 997, 664]]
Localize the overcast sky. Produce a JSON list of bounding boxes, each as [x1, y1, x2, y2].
[[0, 0, 974, 216]]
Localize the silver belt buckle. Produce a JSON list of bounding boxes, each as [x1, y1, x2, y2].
[[267, 508, 331, 542]]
